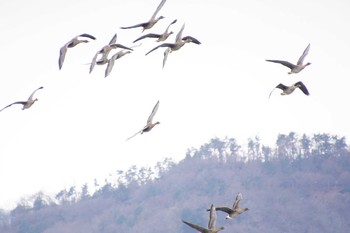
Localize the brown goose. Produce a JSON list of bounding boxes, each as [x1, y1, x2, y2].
[[59, 33, 96, 70], [132, 19, 177, 43], [212, 192, 249, 219], [89, 34, 133, 74], [126, 100, 160, 141], [121, 0, 167, 32], [0, 86, 44, 112], [104, 50, 132, 78], [269, 81, 310, 98], [183, 204, 224, 233], [145, 23, 201, 67], [266, 43, 311, 74]]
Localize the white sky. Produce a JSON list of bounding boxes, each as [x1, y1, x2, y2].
[[0, 0, 349, 210]]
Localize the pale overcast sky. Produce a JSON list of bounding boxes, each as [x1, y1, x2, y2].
[[0, 0, 349, 209]]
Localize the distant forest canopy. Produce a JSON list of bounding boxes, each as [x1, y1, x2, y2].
[[0, 132, 349, 233]]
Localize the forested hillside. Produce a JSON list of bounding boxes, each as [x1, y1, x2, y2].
[[1, 132, 349, 233]]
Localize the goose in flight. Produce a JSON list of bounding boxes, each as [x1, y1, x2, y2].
[[266, 43, 311, 74], [89, 34, 133, 73], [210, 192, 249, 219], [104, 50, 132, 78], [145, 23, 201, 67], [0, 86, 44, 112], [121, 0, 167, 32], [126, 100, 160, 141], [269, 81, 310, 98], [183, 204, 224, 233], [59, 33, 96, 70], [132, 19, 177, 43]]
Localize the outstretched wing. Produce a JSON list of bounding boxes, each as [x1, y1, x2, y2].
[[166, 19, 177, 31], [265, 59, 296, 70], [175, 23, 185, 43], [215, 207, 233, 214], [108, 33, 117, 45], [147, 100, 159, 124], [182, 36, 201, 45], [109, 44, 133, 51], [89, 50, 102, 73], [0, 101, 26, 112], [146, 43, 173, 55], [58, 45, 68, 70], [182, 220, 207, 233], [28, 86, 44, 101], [121, 22, 148, 29], [208, 204, 217, 229], [150, 0, 167, 20], [126, 129, 143, 141], [105, 56, 117, 78], [78, 33, 96, 40], [162, 47, 171, 68], [133, 33, 161, 43], [297, 43, 310, 65], [232, 192, 242, 210], [295, 81, 310, 95]]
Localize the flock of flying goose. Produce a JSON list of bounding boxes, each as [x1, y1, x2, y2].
[[0, 1, 314, 228], [0, 0, 312, 138], [182, 192, 249, 233]]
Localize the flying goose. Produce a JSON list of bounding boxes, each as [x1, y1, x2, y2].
[[120, 0, 167, 32], [211, 192, 249, 219], [59, 33, 96, 70], [266, 43, 311, 74], [89, 34, 133, 73], [132, 19, 177, 43], [0, 86, 44, 112], [183, 204, 224, 233], [104, 50, 132, 78], [145, 23, 201, 67], [126, 100, 160, 141], [269, 81, 310, 98]]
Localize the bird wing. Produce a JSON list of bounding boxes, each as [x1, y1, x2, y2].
[[0, 101, 26, 112], [105, 56, 117, 78], [166, 19, 177, 31], [162, 47, 171, 68], [145, 43, 173, 55], [295, 81, 310, 95], [265, 59, 296, 70], [121, 22, 148, 29], [268, 83, 287, 98], [108, 33, 117, 45], [182, 220, 207, 233], [275, 83, 288, 91], [133, 33, 161, 43], [208, 204, 217, 229], [232, 192, 242, 210], [78, 33, 96, 40], [182, 36, 201, 45], [147, 100, 160, 124], [297, 43, 310, 65], [215, 207, 233, 214], [150, 0, 167, 20], [89, 50, 102, 73], [58, 45, 68, 70], [109, 44, 133, 51], [126, 129, 143, 141], [175, 23, 185, 43], [28, 86, 44, 101]]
